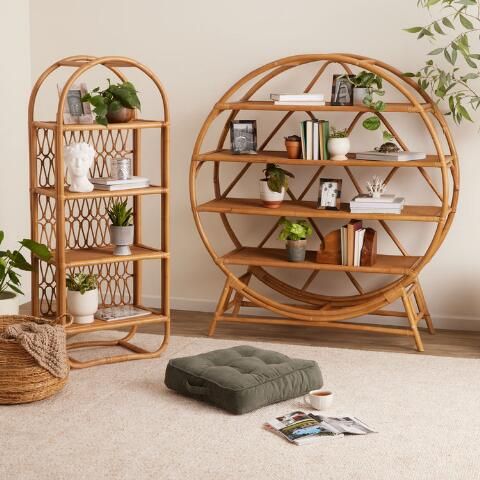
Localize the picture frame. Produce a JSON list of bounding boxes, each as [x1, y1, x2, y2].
[[317, 178, 342, 210], [57, 83, 94, 124], [331, 75, 355, 106], [230, 120, 257, 154]]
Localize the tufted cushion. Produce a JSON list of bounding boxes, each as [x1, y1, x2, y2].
[[164, 345, 323, 414]]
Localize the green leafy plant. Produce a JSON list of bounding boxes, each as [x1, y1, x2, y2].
[[82, 80, 141, 126], [0, 231, 51, 296], [278, 218, 313, 241], [329, 127, 349, 138], [107, 200, 133, 227], [66, 272, 97, 295], [383, 130, 395, 142], [404, 0, 480, 123], [350, 70, 384, 90], [262, 164, 295, 193]]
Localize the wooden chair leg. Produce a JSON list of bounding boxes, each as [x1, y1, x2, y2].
[[413, 281, 435, 334], [401, 289, 424, 352], [208, 277, 233, 337]]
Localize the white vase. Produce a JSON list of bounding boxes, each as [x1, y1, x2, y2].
[[67, 288, 98, 324], [327, 137, 350, 160], [0, 292, 19, 315], [110, 225, 134, 256], [353, 87, 369, 105], [259, 180, 285, 208]]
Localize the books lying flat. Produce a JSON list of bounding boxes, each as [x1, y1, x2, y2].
[[350, 197, 405, 214], [355, 151, 426, 161], [353, 194, 396, 203], [91, 176, 150, 191], [93, 182, 150, 191], [270, 93, 324, 102], [95, 305, 151, 321], [274, 101, 325, 106]]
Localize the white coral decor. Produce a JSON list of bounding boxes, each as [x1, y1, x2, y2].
[[366, 176, 386, 198]]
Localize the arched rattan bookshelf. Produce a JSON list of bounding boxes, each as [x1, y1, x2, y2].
[[29, 55, 170, 368], [190, 53, 459, 351]]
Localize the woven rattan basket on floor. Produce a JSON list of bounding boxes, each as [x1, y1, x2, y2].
[[0, 314, 70, 404]]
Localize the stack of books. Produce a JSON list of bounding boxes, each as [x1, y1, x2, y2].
[[300, 120, 329, 160], [355, 151, 426, 162], [340, 221, 377, 267], [350, 194, 405, 214], [90, 176, 150, 191], [270, 93, 325, 106]]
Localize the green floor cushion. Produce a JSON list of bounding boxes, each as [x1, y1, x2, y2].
[[164, 345, 323, 414]]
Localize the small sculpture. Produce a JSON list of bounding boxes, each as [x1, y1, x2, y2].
[[375, 142, 400, 153], [64, 142, 95, 192], [366, 176, 386, 198]]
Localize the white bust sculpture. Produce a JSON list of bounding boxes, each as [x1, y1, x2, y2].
[[64, 142, 95, 192]]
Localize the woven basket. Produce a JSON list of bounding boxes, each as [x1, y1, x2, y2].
[[0, 314, 71, 405]]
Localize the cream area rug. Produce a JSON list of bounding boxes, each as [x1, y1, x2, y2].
[[1, 332, 479, 480]]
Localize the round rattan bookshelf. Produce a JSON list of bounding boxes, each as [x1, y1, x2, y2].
[[29, 55, 170, 368], [190, 53, 459, 351]]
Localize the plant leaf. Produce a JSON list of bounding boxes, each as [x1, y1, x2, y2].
[[429, 48, 444, 55], [459, 14, 474, 30], [362, 116, 381, 130], [20, 239, 52, 261], [442, 17, 455, 29], [0, 231, 3, 246], [404, 26, 423, 33]]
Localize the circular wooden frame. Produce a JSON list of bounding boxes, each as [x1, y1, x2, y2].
[[190, 53, 458, 324]]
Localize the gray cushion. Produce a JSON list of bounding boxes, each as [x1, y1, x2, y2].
[[164, 345, 323, 414]]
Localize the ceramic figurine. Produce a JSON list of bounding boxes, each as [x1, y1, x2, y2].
[[64, 142, 95, 192]]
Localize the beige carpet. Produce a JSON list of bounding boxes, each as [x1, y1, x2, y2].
[[1, 332, 479, 480]]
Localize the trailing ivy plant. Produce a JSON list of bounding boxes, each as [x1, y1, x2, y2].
[[404, 0, 480, 124], [278, 218, 313, 241], [262, 164, 295, 193]]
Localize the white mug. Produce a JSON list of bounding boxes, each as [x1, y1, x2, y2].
[[304, 389, 334, 410]]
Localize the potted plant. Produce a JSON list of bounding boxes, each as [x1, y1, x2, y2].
[[107, 200, 134, 255], [0, 231, 51, 315], [327, 128, 350, 160], [82, 80, 141, 126], [278, 218, 313, 262], [260, 163, 294, 208], [66, 273, 98, 324], [284, 135, 302, 159], [350, 70, 384, 106]]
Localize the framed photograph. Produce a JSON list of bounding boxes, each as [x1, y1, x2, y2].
[[331, 75, 354, 106], [230, 120, 257, 154], [57, 83, 94, 124], [317, 178, 342, 210]]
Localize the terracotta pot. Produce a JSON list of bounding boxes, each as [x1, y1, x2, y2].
[[67, 288, 98, 324], [106, 107, 134, 123], [285, 139, 302, 159], [110, 225, 134, 256], [0, 292, 19, 315], [259, 180, 285, 208], [286, 239, 307, 262]]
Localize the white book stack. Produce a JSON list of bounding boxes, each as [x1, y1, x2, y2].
[[90, 176, 150, 191], [270, 93, 325, 106], [350, 194, 405, 214], [355, 151, 426, 162]]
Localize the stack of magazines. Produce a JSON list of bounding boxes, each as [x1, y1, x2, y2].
[[90, 176, 150, 191], [350, 194, 405, 214], [265, 411, 376, 445]]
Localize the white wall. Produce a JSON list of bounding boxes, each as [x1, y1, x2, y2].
[[26, 0, 480, 329], [0, 1, 31, 298]]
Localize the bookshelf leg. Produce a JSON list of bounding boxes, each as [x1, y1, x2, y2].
[[402, 288, 424, 352], [414, 281, 435, 334], [232, 270, 252, 316], [209, 277, 232, 337]]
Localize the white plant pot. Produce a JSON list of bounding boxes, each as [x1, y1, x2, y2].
[[353, 87, 369, 105], [110, 225, 134, 256], [67, 288, 98, 324], [0, 292, 19, 315], [259, 180, 285, 208], [327, 137, 350, 161]]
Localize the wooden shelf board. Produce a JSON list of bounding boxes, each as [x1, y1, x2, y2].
[[33, 119, 167, 131], [67, 310, 168, 334], [34, 185, 167, 199], [46, 244, 167, 267], [215, 100, 432, 113], [195, 150, 452, 168], [197, 198, 444, 222], [221, 247, 420, 274]]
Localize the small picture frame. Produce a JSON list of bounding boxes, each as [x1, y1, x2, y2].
[[230, 120, 257, 154], [331, 75, 355, 106], [57, 83, 94, 124], [317, 178, 342, 210]]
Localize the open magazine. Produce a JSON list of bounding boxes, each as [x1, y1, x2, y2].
[[265, 411, 376, 445]]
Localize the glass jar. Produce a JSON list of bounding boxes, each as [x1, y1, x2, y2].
[[111, 157, 132, 180]]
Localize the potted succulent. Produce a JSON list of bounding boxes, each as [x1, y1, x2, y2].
[[0, 231, 51, 315], [279, 218, 313, 262], [284, 135, 302, 159], [108, 200, 134, 256], [349, 70, 384, 106], [260, 163, 294, 208], [66, 273, 98, 324], [327, 128, 350, 160], [82, 80, 141, 126]]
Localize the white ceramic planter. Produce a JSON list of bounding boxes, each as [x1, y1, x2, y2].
[[110, 225, 134, 256], [67, 288, 98, 324], [259, 180, 285, 208], [0, 292, 19, 315], [327, 137, 350, 161], [353, 87, 369, 105]]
